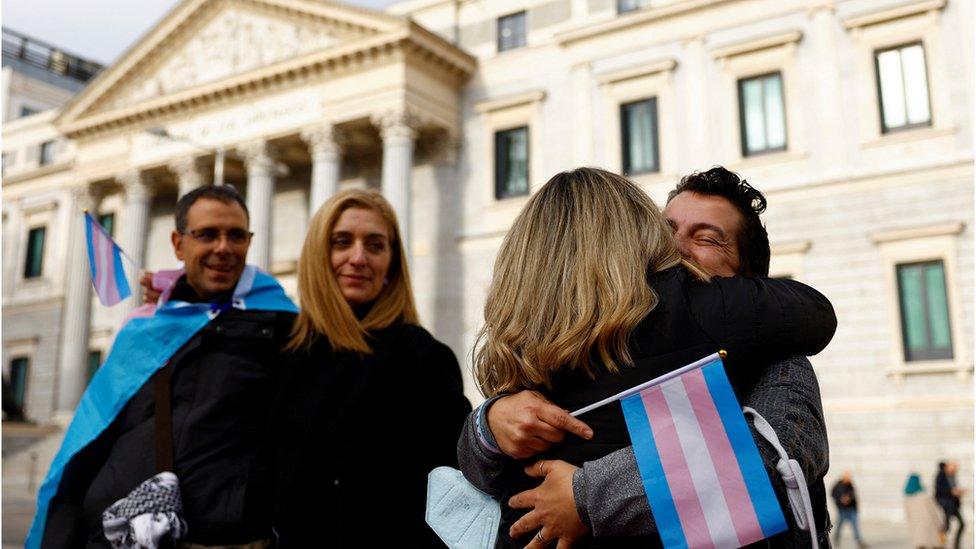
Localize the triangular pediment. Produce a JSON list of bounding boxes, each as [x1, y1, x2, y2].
[[59, 0, 404, 126]]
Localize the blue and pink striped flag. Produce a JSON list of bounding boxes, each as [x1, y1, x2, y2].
[[620, 354, 786, 548], [84, 212, 132, 306]]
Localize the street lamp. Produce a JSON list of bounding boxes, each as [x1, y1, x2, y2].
[[145, 126, 227, 186]]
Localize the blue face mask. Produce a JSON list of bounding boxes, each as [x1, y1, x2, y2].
[[426, 467, 500, 549]]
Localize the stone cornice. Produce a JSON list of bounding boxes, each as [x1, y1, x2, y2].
[[556, 0, 738, 46], [710, 30, 803, 59], [870, 221, 965, 244], [474, 90, 547, 114], [57, 25, 474, 140], [596, 58, 678, 86], [842, 0, 946, 29]]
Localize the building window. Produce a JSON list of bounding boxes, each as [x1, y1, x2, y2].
[[738, 72, 787, 156], [498, 12, 526, 52], [897, 260, 952, 361], [38, 140, 55, 166], [495, 126, 529, 199], [88, 350, 103, 382], [1, 152, 10, 175], [8, 357, 29, 412], [19, 105, 38, 118], [620, 98, 660, 175], [24, 226, 46, 279], [875, 42, 931, 133], [618, 0, 650, 13], [98, 213, 115, 237]]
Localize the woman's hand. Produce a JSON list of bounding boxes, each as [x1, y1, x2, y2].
[[508, 460, 588, 548], [487, 391, 593, 459]]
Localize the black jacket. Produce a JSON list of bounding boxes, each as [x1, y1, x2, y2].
[[935, 470, 960, 512], [43, 280, 296, 548], [272, 321, 472, 548], [831, 480, 857, 511], [494, 267, 837, 548]]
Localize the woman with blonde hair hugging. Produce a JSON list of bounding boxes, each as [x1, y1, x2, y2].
[[462, 167, 836, 548], [272, 188, 470, 547]]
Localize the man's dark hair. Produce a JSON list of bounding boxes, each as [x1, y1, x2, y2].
[[667, 166, 770, 276], [175, 185, 249, 233]]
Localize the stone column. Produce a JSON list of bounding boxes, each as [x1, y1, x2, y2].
[[301, 125, 342, 218], [118, 169, 154, 317], [240, 140, 276, 270], [170, 156, 208, 198], [55, 184, 101, 418], [374, 110, 417, 253]]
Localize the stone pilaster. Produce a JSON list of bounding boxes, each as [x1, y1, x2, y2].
[[300, 125, 343, 218], [54, 184, 102, 418], [240, 140, 276, 269]]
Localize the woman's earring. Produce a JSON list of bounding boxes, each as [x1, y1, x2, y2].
[[383, 277, 390, 287]]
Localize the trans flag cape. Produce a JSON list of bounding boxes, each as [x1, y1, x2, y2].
[[26, 266, 297, 548], [620, 354, 787, 549]]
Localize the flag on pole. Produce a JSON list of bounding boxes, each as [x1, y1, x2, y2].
[[84, 212, 132, 306], [618, 354, 787, 549]]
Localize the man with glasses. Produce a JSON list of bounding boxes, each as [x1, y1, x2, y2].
[[38, 186, 296, 548]]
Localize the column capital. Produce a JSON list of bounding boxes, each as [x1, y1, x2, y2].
[[118, 169, 154, 201], [372, 109, 421, 142], [238, 140, 278, 172], [301, 125, 345, 157], [169, 156, 209, 183], [70, 183, 104, 211], [426, 131, 462, 165]]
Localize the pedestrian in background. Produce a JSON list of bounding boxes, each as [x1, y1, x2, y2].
[[904, 473, 945, 548], [935, 461, 965, 549], [832, 471, 867, 548]]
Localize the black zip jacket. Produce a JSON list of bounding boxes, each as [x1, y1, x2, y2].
[[42, 278, 296, 548]]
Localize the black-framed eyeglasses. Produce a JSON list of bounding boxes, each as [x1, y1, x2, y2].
[[182, 228, 253, 245]]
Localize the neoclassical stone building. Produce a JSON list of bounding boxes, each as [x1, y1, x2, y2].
[[3, 0, 972, 527]]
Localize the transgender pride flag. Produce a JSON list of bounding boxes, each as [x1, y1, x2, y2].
[[573, 353, 787, 549], [84, 212, 132, 306]]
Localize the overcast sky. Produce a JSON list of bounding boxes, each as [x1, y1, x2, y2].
[[2, 0, 402, 65]]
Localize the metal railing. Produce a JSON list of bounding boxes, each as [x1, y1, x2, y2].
[[2, 27, 103, 83]]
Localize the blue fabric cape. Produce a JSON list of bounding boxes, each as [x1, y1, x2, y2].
[[26, 266, 297, 548]]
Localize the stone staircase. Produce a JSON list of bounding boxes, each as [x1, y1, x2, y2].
[[2, 423, 64, 547]]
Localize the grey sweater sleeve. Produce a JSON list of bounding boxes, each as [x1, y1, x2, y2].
[[576, 355, 828, 538], [456, 396, 509, 497]]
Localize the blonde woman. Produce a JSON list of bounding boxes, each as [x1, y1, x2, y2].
[[461, 168, 836, 548], [272, 189, 471, 547]]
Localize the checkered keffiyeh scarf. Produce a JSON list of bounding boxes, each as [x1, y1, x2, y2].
[[102, 472, 188, 549]]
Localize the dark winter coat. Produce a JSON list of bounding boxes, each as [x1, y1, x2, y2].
[[494, 266, 837, 548], [272, 321, 472, 548], [42, 278, 296, 548]]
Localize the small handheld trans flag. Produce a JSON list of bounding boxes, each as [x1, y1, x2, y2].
[[572, 352, 787, 549], [84, 211, 132, 306]]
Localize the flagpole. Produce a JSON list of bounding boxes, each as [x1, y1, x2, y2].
[[570, 350, 727, 417]]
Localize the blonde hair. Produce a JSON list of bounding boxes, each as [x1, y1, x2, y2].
[[474, 168, 708, 397], [288, 188, 419, 354]]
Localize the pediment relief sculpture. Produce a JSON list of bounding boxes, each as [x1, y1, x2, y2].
[[104, 6, 350, 110]]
